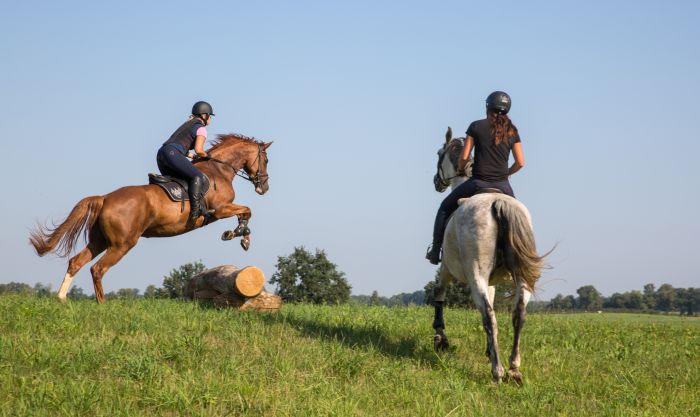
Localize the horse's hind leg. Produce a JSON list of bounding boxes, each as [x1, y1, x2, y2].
[[57, 228, 106, 302], [508, 280, 531, 385], [433, 266, 452, 352], [484, 285, 496, 357], [89, 243, 135, 304], [471, 277, 504, 382]]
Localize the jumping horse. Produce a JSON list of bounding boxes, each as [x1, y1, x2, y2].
[[30, 134, 272, 304], [431, 127, 548, 383]]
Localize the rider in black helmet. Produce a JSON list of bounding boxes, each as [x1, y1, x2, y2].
[[426, 91, 526, 264], [156, 101, 215, 224]]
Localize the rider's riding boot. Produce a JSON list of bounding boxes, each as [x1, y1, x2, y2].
[[188, 176, 205, 223], [426, 209, 449, 265], [426, 244, 442, 265]]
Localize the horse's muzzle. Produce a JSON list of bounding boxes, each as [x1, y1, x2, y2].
[[433, 173, 448, 193]]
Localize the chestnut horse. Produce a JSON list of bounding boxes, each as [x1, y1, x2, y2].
[[30, 134, 272, 303]]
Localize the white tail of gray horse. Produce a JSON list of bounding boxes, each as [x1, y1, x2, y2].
[[491, 198, 546, 292]]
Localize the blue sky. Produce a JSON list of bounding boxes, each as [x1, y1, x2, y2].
[[2, 0, 698, 299]]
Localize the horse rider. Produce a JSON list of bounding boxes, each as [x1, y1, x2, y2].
[[426, 91, 526, 265], [156, 101, 214, 223]]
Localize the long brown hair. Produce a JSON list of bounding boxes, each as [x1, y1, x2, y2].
[[488, 111, 518, 146]]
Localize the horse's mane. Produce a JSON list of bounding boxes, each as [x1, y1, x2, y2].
[[208, 133, 260, 152]]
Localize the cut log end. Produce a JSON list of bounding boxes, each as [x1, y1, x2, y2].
[[235, 266, 265, 298]]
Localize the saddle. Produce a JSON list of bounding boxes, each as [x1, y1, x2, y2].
[[148, 173, 211, 213]]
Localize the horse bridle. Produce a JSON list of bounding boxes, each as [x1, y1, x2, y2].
[[199, 143, 269, 189], [434, 138, 466, 191]]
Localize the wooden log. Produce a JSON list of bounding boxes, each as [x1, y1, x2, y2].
[[239, 290, 282, 312], [184, 265, 265, 299], [184, 265, 282, 312]]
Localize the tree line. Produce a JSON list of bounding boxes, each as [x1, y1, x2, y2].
[[549, 283, 700, 315], [3, 247, 698, 316]]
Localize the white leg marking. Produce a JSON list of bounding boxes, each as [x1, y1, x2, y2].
[[57, 273, 74, 302]]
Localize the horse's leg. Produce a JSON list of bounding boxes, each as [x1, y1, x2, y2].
[[57, 228, 106, 302], [433, 266, 453, 351], [471, 276, 504, 382], [485, 285, 496, 357], [213, 203, 254, 250], [508, 280, 532, 385], [213, 203, 252, 239], [89, 243, 136, 304]]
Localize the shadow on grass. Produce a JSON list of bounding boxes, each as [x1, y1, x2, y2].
[[257, 311, 444, 367]]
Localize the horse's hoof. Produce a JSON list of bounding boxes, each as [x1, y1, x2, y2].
[[221, 230, 234, 241], [240, 236, 250, 251], [507, 368, 523, 385], [233, 226, 251, 237], [433, 333, 449, 352]]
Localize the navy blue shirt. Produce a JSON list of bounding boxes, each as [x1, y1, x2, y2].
[[163, 118, 207, 154]]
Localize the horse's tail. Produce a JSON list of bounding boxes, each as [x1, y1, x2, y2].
[[30, 196, 104, 258], [491, 198, 550, 292]]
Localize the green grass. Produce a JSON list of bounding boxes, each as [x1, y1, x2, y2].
[[0, 295, 698, 417]]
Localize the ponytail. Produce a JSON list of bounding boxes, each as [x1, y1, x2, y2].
[[488, 112, 518, 145]]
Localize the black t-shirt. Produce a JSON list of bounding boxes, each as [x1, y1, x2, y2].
[[466, 118, 520, 182]]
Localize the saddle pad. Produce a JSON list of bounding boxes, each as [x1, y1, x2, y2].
[[148, 173, 210, 202]]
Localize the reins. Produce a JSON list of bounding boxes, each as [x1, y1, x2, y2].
[[196, 142, 269, 190]]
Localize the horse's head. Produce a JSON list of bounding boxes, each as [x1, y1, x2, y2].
[[208, 134, 273, 195], [243, 141, 272, 195], [434, 127, 470, 192]]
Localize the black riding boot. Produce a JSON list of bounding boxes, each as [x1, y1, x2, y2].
[[188, 176, 205, 223], [426, 208, 449, 265]]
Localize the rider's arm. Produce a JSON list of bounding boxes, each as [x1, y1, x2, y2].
[[458, 136, 474, 173], [509, 142, 525, 175], [193, 135, 207, 157]]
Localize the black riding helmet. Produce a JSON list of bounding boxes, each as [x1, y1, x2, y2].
[[192, 101, 215, 116], [485, 91, 511, 115]]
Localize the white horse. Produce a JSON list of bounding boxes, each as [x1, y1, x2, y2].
[[431, 127, 547, 383]]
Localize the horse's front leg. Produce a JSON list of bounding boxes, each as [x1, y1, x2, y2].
[[211, 203, 253, 250], [433, 266, 453, 352]]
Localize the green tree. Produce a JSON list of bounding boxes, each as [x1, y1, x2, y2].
[[369, 290, 381, 306], [549, 293, 576, 310], [270, 246, 351, 304], [0, 282, 33, 294], [424, 279, 473, 308], [604, 292, 624, 309], [144, 284, 168, 299], [67, 286, 88, 300], [33, 283, 53, 298], [576, 285, 602, 311], [643, 283, 656, 310], [655, 283, 676, 312], [162, 261, 206, 299], [623, 290, 645, 310], [114, 288, 140, 299]]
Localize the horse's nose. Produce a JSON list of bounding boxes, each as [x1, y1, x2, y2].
[[256, 182, 269, 195]]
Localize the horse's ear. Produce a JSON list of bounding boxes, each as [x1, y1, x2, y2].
[[445, 127, 452, 143], [263, 141, 273, 149]]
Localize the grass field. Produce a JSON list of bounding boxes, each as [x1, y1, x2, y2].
[[0, 295, 698, 417]]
